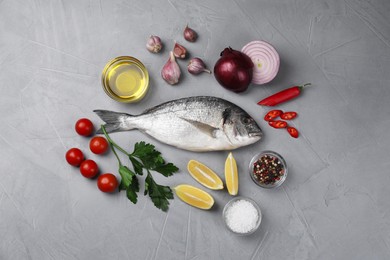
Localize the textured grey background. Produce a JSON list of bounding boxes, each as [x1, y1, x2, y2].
[[1, 0, 390, 259]]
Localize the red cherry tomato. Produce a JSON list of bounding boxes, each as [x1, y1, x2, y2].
[[268, 120, 288, 128], [89, 136, 109, 154], [287, 126, 299, 138], [79, 159, 99, 178], [65, 148, 84, 166], [281, 111, 298, 120], [75, 118, 94, 136], [97, 173, 118, 193], [264, 110, 283, 121]]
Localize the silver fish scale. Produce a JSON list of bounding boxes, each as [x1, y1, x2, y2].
[[139, 96, 238, 127], [95, 96, 262, 152]]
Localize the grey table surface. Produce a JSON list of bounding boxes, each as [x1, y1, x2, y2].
[[1, 0, 390, 259]]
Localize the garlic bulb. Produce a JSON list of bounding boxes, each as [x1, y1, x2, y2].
[[161, 52, 181, 85], [183, 25, 197, 42], [188, 58, 211, 75], [146, 35, 163, 53]]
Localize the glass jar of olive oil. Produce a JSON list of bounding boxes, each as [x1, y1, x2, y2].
[[102, 56, 149, 103]]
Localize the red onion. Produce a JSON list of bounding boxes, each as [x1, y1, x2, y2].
[[241, 41, 280, 85], [213, 47, 254, 93]]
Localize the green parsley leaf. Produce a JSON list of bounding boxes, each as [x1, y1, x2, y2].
[[118, 166, 139, 203], [153, 163, 179, 177], [132, 142, 160, 158], [129, 157, 144, 175], [118, 165, 135, 191], [126, 176, 139, 204], [101, 127, 179, 212], [132, 141, 164, 170], [144, 172, 173, 212]]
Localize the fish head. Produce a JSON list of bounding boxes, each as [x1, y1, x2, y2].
[[222, 108, 263, 147]]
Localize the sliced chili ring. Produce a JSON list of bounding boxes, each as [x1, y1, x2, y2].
[[264, 110, 283, 121], [287, 126, 299, 138], [268, 120, 287, 128], [281, 111, 298, 120]]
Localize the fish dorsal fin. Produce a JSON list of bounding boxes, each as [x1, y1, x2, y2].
[[180, 118, 220, 138]]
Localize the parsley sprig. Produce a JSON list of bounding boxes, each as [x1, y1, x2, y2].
[[101, 126, 179, 212]]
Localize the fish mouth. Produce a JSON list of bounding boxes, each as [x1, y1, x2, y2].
[[249, 132, 263, 138]]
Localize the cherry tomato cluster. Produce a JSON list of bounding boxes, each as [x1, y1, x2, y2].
[[263, 110, 299, 138], [65, 118, 118, 193]]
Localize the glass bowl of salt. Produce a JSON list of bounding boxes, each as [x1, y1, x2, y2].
[[222, 196, 262, 236]]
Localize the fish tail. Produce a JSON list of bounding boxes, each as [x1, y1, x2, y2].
[[93, 110, 135, 134]]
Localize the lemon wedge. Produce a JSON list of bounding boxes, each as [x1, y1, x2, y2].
[[225, 152, 238, 196], [174, 184, 214, 210], [187, 160, 224, 190]]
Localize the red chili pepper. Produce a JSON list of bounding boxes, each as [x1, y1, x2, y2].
[[269, 120, 287, 128], [287, 126, 299, 138], [281, 111, 298, 120], [264, 110, 283, 121], [257, 83, 311, 106]]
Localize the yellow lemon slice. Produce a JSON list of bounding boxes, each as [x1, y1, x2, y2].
[[174, 184, 214, 210], [187, 160, 224, 190], [225, 152, 238, 196]]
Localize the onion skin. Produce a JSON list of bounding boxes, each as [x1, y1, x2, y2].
[[214, 47, 254, 93]]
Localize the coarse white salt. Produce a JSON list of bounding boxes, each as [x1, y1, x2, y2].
[[224, 199, 260, 234]]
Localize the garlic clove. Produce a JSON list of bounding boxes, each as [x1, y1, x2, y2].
[[161, 51, 181, 85], [183, 25, 198, 42], [188, 57, 211, 75], [173, 42, 187, 59], [146, 35, 163, 53]]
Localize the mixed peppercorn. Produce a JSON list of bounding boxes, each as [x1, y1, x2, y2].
[[252, 153, 285, 186]]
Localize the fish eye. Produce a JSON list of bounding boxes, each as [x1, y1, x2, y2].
[[241, 116, 252, 124]]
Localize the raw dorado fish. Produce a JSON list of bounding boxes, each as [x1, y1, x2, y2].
[[94, 96, 262, 152]]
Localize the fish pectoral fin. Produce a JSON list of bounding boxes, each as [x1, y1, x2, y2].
[[180, 118, 220, 138]]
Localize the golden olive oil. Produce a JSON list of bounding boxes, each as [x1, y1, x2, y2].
[[102, 57, 149, 103]]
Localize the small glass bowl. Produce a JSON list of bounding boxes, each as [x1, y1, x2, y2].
[[222, 196, 262, 236], [249, 150, 287, 189], [101, 56, 149, 103]]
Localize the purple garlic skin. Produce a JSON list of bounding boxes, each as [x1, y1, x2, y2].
[[161, 51, 181, 85], [183, 25, 197, 42], [188, 57, 211, 75], [146, 35, 163, 53]]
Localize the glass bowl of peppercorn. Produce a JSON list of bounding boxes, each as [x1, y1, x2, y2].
[[249, 150, 287, 188]]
